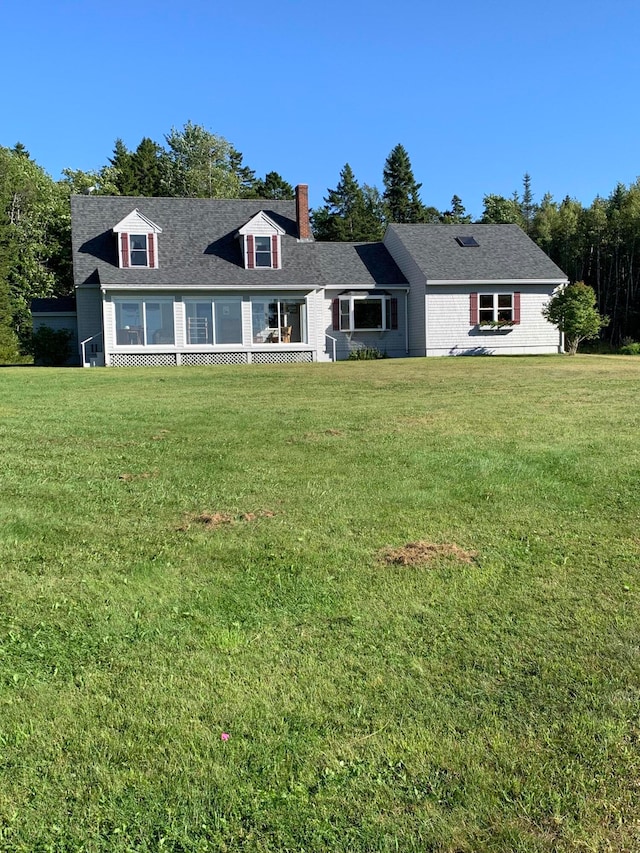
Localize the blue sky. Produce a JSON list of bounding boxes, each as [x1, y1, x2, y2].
[[2, 0, 639, 218]]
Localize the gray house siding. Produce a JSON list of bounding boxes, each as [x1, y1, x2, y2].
[[425, 284, 563, 356], [383, 226, 427, 357], [76, 288, 104, 364], [322, 291, 408, 360]]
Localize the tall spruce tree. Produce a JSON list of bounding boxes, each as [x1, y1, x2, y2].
[[382, 144, 425, 223], [440, 194, 471, 224], [311, 164, 383, 241], [246, 171, 294, 200], [521, 173, 536, 234]]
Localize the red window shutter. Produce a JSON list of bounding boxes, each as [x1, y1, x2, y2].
[[271, 234, 279, 269], [148, 233, 155, 268], [470, 292, 478, 325], [332, 299, 340, 331], [513, 291, 521, 324], [121, 233, 130, 268], [246, 235, 255, 269], [390, 297, 398, 330]]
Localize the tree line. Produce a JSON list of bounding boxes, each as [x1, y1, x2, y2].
[[1, 122, 639, 360]]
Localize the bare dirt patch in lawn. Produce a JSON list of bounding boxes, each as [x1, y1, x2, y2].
[[118, 471, 157, 482], [381, 541, 477, 567], [178, 509, 275, 531]]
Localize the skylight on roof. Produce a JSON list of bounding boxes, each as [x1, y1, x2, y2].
[[456, 236, 479, 247]]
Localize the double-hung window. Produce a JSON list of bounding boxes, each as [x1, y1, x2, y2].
[[254, 237, 272, 267], [129, 235, 148, 266], [472, 292, 520, 325], [479, 293, 513, 323]]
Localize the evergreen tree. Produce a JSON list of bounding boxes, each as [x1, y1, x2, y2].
[[247, 171, 294, 200], [311, 164, 384, 241], [521, 173, 536, 234], [109, 139, 135, 194], [440, 194, 471, 224], [382, 144, 425, 223], [230, 147, 257, 197], [129, 138, 165, 196]]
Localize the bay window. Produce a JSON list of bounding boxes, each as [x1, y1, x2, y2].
[[335, 293, 398, 332]]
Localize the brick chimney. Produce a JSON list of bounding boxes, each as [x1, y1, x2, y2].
[[295, 184, 312, 241]]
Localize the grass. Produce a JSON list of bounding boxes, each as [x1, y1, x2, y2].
[[0, 355, 639, 852]]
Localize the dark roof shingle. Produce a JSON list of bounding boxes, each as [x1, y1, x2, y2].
[[387, 223, 567, 281]]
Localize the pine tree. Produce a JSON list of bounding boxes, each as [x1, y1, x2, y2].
[[521, 173, 536, 234], [440, 195, 471, 224], [129, 138, 166, 196], [246, 172, 294, 200], [109, 139, 135, 194], [382, 144, 425, 223], [311, 164, 384, 241]]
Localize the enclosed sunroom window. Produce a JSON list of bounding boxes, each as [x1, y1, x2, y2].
[[114, 298, 174, 345], [251, 299, 306, 343], [184, 299, 242, 345]]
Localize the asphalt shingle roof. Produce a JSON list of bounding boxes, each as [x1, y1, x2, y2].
[[387, 223, 567, 281], [71, 196, 407, 289]]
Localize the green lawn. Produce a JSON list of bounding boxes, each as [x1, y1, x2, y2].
[[0, 356, 639, 852]]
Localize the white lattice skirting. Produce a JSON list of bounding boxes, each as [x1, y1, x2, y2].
[[110, 352, 178, 367], [251, 351, 313, 364], [182, 352, 247, 365], [109, 351, 314, 367]]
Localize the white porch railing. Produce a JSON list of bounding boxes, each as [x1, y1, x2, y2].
[[325, 334, 337, 362], [80, 332, 104, 367]]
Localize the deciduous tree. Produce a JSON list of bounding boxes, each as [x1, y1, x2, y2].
[[542, 281, 608, 354]]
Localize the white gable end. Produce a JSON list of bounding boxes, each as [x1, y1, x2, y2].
[[113, 209, 163, 234], [238, 211, 285, 237]]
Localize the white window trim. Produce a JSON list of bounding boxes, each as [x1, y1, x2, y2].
[[244, 234, 282, 270], [251, 297, 307, 344], [113, 297, 175, 347], [183, 298, 244, 347], [129, 234, 149, 268], [339, 295, 392, 332], [117, 232, 160, 270], [478, 292, 514, 324]]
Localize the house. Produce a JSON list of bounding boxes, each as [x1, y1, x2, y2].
[[33, 185, 567, 366], [383, 223, 567, 356], [31, 296, 79, 365]]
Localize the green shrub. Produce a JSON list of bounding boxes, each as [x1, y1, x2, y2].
[[31, 325, 73, 366], [619, 341, 640, 355], [348, 346, 387, 360]]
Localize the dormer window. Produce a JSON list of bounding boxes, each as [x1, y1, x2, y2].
[[113, 209, 162, 270], [255, 236, 272, 267], [130, 234, 149, 266], [238, 211, 285, 270]]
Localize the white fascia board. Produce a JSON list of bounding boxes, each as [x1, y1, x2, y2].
[[100, 284, 321, 292], [113, 209, 163, 233], [237, 211, 286, 235], [426, 278, 568, 286], [324, 284, 409, 291]]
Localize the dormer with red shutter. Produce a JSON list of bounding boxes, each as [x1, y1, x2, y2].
[[113, 209, 162, 269], [237, 212, 285, 270]]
